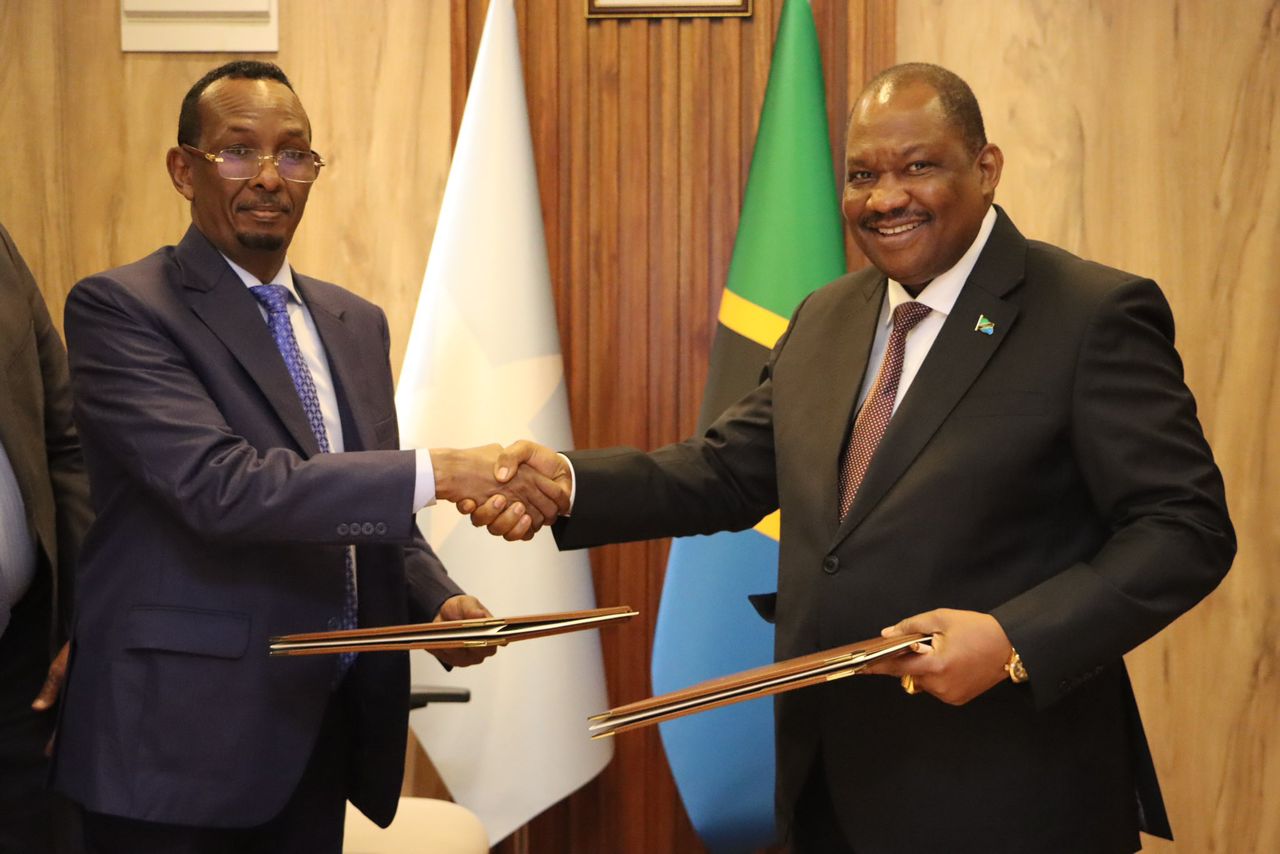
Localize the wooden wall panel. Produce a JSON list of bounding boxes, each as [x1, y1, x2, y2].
[[0, 0, 452, 381], [451, 2, 893, 851], [0, 0, 455, 824], [897, 1, 1280, 851]]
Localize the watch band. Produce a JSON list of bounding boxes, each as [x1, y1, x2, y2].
[[1005, 648, 1029, 684]]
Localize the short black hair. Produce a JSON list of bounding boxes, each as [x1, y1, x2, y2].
[[858, 63, 987, 156], [177, 60, 295, 147]]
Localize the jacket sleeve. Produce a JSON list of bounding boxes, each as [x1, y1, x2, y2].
[[553, 295, 815, 550], [403, 528, 463, 623], [0, 225, 93, 639], [991, 277, 1235, 708], [64, 272, 418, 547]]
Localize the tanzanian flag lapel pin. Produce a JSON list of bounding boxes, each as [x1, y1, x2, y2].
[[974, 314, 996, 335]]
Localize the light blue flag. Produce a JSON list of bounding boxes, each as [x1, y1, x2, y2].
[[650, 0, 846, 850]]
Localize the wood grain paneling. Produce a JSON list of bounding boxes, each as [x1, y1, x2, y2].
[[451, 2, 893, 851], [1, 0, 456, 828], [897, 2, 1280, 851], [0, 0, 452, 380]]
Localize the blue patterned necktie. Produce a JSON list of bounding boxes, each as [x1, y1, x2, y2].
[[251, 284, 358, 676]]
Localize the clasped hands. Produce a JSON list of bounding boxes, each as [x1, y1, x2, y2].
[[435, 446, 1020, 705], [432, 440, 569, 541], [425, 441, 564, 671]]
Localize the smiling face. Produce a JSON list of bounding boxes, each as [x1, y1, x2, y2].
[[842, 79, 1002, 288], [166, 76, 313, 282]]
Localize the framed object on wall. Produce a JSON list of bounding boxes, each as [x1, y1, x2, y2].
[[586, 0, 752, 18]]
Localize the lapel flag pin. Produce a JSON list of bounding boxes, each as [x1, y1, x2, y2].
[[974, 314, 996, 335]]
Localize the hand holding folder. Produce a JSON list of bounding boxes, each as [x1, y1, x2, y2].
[[269, 605, 637, 656], [588, 632, 932, 738]]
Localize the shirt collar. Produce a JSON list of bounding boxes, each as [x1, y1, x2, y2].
[[885, 205, 998, 320], [220, 252, 299, 301]]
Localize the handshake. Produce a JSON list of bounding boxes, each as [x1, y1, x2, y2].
[[432, 440, 571, 541]]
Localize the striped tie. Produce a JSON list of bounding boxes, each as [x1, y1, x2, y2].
[[251, 284, 358, 677]]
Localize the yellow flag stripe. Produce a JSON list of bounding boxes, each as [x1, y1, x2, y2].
[[718, 289, 789, 349], [753, 510, 780, 541]]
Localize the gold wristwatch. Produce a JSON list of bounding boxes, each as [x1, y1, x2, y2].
[[1005, 648, 1029, 684]]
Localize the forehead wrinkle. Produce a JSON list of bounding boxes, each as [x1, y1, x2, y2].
[[846, 95, 954, 165], [220, 122, 310, 140], [848, 141, 932, 164], [199, 79, 311, 142]]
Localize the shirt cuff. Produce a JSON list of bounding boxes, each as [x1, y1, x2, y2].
[[558, 452, 576, 515], [413, 449, 437, 511]]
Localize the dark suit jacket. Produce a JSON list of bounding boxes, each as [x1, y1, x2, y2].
[[51, 225, 462, 828], [555, 209, 1234, 853], [0, 223, 92, 797]]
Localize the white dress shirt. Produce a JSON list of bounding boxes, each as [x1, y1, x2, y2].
[[0, 439, 36, 639], [220, 254, 436, 509], [561, 207, 999, 516], [854, 205, 997, 415]]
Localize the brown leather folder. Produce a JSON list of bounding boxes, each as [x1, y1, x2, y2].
[[268, 605, 638, 656], [587, 632, 932, 738]]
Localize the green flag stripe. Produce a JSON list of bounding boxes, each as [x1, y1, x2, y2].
[[724, 0, 846, 319]]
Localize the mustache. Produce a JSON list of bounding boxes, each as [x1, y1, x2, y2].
[[860, 209, 928, 229], [236, 196, 292, 214]]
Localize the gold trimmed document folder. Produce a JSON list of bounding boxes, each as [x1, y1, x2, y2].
[[269, 605, 638, 656], [588, 633, 932, 739]]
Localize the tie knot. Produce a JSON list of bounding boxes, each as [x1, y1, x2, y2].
[[893, 300, 932, 333], [250, 283, 292, 315]]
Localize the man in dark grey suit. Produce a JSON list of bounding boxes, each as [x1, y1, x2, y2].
[[0, 223, 92, 853], [474, 64, 1235, 852], [51, 61, 565, 854]]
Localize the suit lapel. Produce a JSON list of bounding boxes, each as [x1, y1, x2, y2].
[[296, 276, 377, 454], [0, 274, 20, 483], [175, 226, 321, 457], [834, 210, 1027, 545], [808, 273, 886, 543], [0, 359, 28, 503]]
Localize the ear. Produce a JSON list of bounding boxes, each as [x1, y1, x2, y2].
[[167, 146, 196, 201], [976, 143, 1004, 198]]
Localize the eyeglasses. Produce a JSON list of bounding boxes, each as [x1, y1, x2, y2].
[[182, 144, 326, 183]]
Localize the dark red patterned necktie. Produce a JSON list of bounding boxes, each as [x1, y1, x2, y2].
[[838, 301, 932, 520]]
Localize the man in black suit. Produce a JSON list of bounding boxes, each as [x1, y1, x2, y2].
[[0, 223, 92, 853], [51, 61, 565, 854], [472, 63, 1235, 852]]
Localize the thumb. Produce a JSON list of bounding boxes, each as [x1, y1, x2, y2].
[[32, 643, 70, 711], [457, 596, 492, 620], [494, 440, 538, 483], [497, 440, 563, 481], [881, 609, 944, 638]]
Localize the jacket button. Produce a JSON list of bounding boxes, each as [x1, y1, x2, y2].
[[374, 522, 387, 535], [336, 523, 349, 536], [361, 522, 375, 535], [822, 555, 839, 575]]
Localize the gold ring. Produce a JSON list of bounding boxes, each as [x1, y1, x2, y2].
[[901, 674, 919, 695]]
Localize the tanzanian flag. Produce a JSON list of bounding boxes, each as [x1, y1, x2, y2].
[[649, 1, 847, 850]]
